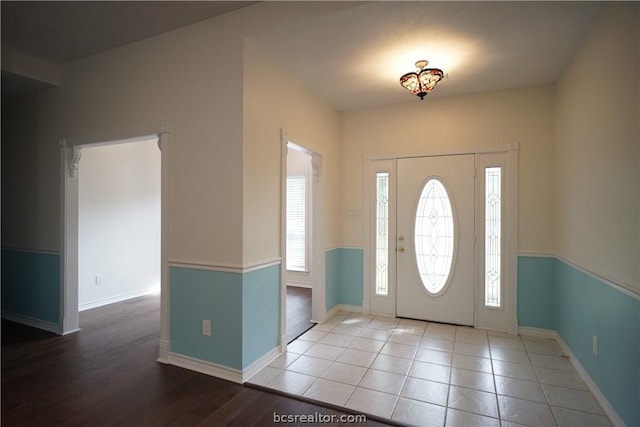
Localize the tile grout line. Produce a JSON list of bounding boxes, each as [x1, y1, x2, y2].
[[263, 312, 613, 426]]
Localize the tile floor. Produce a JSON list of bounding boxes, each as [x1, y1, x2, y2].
[[248, 312, 613, 427]]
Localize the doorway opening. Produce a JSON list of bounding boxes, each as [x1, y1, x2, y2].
[[280, 134, 326, 348], [77, 138, 160, 312], [285, 145, 313, 342], [60, 132, 169, 356]]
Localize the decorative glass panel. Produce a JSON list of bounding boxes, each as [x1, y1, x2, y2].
[[375, 172, 389, 296], [415, 178, 454, 294], [286, 175, 306, 271], [485, 167, 502, 307]]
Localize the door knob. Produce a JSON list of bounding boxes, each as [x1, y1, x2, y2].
[[398, 247, 405, 253], [398, 236, 404, 241]]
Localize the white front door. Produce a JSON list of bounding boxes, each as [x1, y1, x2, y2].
[[396, 155, 475, 325]]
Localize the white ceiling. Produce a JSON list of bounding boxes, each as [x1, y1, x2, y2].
[[1, 1, 602, 110], [1, 1, 257, 63], [248, 1, 602, 110]]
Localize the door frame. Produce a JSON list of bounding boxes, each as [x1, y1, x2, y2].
[[59, 131, 170, 357], [363, 143, 519, 333], [279, 130, 325, 351]]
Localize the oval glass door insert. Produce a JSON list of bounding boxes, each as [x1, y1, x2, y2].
[[414, 178, 455, 294]]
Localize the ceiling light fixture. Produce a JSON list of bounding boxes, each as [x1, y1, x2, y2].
[[399, 60, 444, 100]]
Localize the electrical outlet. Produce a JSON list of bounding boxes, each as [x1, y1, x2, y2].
[[202, 319, 211, 336], [95, 275, 103, 286], [592, 335, 598, 356]]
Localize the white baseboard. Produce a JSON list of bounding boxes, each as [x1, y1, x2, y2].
[[286, 282, 312, 289], [553, 335, 626, 427], [167, 346, 281, 384], [324, 304, 362, 320], [2, 310, 62, 335], [61, 327, 82, 335], [157, 340, 170, 364], [168, 352, 243, 383], [519, 326, 625, 427], [242, 347, 281, 383], [518, 326, 557, 339], [79, 287, 159, 311]]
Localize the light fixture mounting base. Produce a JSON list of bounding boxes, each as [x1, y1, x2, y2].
[[415, 60, 429, 70]]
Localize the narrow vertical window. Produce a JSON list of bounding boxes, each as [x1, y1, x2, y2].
[[286, 175, 306, 271], [375, 172, 389, 295], [485, 167, 502, 307]]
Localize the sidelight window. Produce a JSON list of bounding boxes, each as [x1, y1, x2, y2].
[[375, 172, 389, 296], [484, 167, 502, 307]]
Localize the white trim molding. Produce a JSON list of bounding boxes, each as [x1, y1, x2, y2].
[[280, 129, 327, 336], [286, 281, 312, 289], [518, 327, 625, 427], [168, 258, 282, 274], [1, 246, 61, 256], [167, 346, 281, 384], [325, 304, 362, 321], [79, 287, 159, 312], [168, 352, 244, 384], [242, 347, 282, 383], [157, 340, 170, 364], [324, 245, 364, 252], [60, 131, 169, 341], [1, 310, 65, 335], [556, 255, 640, 302], [517, 251, 555, 258], [363, 143, 518, 161], [69, 146, 82, 177], [555, 334, 626, 427], [518, 326, 557, 340], [516, 252, 640, 301]]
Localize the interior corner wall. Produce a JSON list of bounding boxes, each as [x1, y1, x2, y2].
[[1, 93, 62, 252], [241, 38, 342, 364], [242, 39, 342, 266], [78, 140, 160, 310], [2, 9, 249, 371], [555, 3, 639, 294], [1, 92, 62, 328], [554, 3, 639, 426]]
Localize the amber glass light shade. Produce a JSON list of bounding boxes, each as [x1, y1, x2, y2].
[[400, 61, 444, 100]]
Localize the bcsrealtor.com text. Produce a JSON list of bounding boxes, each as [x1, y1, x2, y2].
[[273, 412, 367, 424]]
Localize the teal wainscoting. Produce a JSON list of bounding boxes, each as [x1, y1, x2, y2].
[[517, 256, 556, 330], [242, 264, 280, 369], [1, 248, 60, 325], [169, 263, 281, 372], [325, 248, 363, 311], [518, 254, 640, 426], [169, 267, 243, 369], [555, 259, 639, 427], [325, 249, 340, 311]]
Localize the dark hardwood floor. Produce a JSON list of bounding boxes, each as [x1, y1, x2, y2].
[[286, 286, 314, 343], [2, 295, 392, 426]]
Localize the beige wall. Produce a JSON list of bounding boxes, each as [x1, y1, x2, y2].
[[242, 40, 342, 265], [1, 2, 359, 268], [555, 2, 639, 292], [2, 93, 62, 252], [341, 85, 556, 252], [2, 10, 249, 266]]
